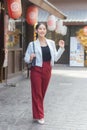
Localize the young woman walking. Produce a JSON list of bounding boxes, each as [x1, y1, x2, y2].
[[24, 22, 65, 124]]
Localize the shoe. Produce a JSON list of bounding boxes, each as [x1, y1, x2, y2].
[[37, 118, 45, 125], [33, 118, 45, 125]]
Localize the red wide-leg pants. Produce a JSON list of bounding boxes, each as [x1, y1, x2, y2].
[[30, 61, 52, 119]]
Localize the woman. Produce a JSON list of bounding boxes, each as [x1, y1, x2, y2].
[[24, 22, 65, 125]]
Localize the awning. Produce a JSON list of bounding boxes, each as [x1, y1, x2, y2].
[[38, 8, 50, 22], [63, 10, 87, 25], [28, 0, 67, 19]]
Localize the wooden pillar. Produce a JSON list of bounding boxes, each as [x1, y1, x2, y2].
[[0, 0, 5, 82]]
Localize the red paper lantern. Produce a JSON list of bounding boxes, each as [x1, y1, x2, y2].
[[83, 26, 87, 36], [7, 0, 22, 19], [47, 15, 56, 31], [26, 6, 38, 25], [55, 20, 63, 33]]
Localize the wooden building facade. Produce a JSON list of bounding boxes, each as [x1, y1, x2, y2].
[[0, 0, 66, 82]]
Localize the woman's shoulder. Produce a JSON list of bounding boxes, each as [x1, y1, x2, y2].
[[28, 41, 35, 46], [46, 38, 55, 44]]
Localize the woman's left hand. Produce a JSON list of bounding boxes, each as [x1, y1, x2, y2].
[[58, 40, 65, 48]]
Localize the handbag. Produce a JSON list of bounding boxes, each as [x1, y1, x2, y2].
[[28, 42, 36, 69]]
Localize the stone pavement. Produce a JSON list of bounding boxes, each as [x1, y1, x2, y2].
[[0, 65, 87, 130]]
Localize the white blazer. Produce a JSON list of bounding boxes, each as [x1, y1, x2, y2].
[[24, 38, 65, 67]]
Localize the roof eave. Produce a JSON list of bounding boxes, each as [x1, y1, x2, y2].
[[28, 0, 67, 19], [63, 21, 87, 26]]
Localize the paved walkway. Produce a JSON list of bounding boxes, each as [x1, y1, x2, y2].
[[0, 65, 87, 130]]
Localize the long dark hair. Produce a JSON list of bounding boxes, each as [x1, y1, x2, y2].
[[35, 22, 47, 38], [36, 22, 47, 30]]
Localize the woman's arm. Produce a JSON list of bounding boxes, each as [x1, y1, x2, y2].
[[24, 42, 36, 63], [53, 40, 65, 61], [24, 44, 31, 63]]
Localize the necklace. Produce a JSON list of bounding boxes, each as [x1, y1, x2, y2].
[[40, 41, 47, 47]]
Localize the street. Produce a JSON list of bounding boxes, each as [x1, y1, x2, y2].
[[0, 65, 87, 130]]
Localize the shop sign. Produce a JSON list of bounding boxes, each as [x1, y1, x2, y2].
[[70, 37, 84, 67]]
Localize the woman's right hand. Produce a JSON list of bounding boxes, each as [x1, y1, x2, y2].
[[58, 40, 65, 48], [30, 53, 36, 61]]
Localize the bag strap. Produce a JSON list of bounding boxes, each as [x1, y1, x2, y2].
[[32, 42, 35, 53]]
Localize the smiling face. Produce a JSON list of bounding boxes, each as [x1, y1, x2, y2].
[[36, 23, 47, 38]]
